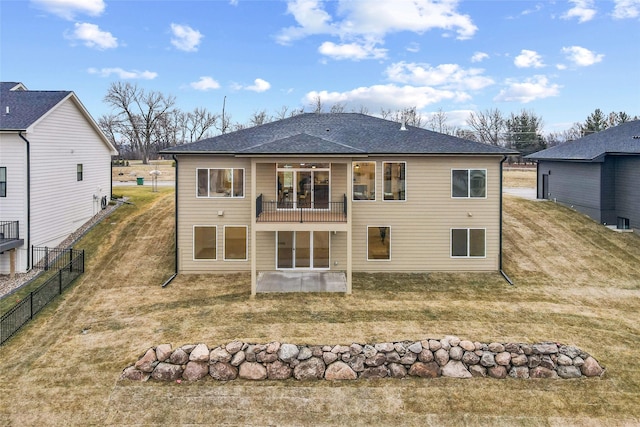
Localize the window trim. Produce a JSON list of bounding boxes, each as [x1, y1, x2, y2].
[[366, 225, 391, 261], [196, 168, 245, 198], [193, 225, 217, 261], [224, 225, 248, 261], [451, 168, 487, 199], [382, 161, 407, 202], [0, 167, 6, 197], [352, 161, 376, 202], [77, 164, 83, 182], [450, 228, 486, 258]]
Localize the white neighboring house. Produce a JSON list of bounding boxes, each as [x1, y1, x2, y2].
[[0, 82, 118, 274]]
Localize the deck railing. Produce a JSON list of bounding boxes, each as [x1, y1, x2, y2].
[[256, 194, 347, 223], [0, 221, 19, 241]]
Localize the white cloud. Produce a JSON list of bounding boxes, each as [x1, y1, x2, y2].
[[318, 41, 387, 60], [494, 75, 560, 103], [87, 67, 157, 80], [170, 23, 203, 52], [304, 84, 469, 112], [31, 0, 105, 20], [514, 49, 545, 68], [471, 52, 489, 63], [190, 76, 220, 91], [562, 0, 597, 22], [245, 78, 271, 92], [385, 62, 494, 91], [66, 22, 117, 49], [612, 0, 640, 18], [406, 42, 420, 53], [562, 46, 604, 66]]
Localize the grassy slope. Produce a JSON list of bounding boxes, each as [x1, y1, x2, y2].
[[0, 186, 639, 426]]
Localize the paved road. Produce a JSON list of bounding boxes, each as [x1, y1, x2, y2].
[[503, 187, 536, 200]]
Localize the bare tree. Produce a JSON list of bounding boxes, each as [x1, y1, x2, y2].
[[310, 95, 323, 113], [103, 82, 176, 163], [181, 107, 218, 143], [466, 108, 505, 146], [249, 109, 271, 127], [329, 103, 346, 113]]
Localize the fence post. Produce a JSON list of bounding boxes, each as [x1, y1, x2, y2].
[[44, 247, 49, 271], [59, 269, 63, 294], [30, 292, 34, 319], [69, 248, 73, 272], [82, 250, 85, 273]]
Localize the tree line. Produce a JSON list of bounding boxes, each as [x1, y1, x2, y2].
[[98, 82, 637, 164]]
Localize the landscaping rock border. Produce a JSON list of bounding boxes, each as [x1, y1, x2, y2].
[[121, 336, 605, 382]]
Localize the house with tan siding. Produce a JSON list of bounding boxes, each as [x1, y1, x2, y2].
[[0, 82, 118, 275], [161, 113, 515, 294]]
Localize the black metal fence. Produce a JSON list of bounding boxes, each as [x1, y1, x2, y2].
[[1, 249, 84, 345], [0, 221, 20, 240], [32, 246, 81, 271]]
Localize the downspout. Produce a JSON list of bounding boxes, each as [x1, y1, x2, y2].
[[499, 155, 514, 286], [162, 154, 178, 287], [18, 132, 31, 271]]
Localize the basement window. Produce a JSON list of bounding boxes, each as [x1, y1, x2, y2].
[[77, 164, 83, 181], [0, 167, 6, 197], [617, 217, 630, 230]]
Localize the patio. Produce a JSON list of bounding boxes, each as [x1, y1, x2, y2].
[[256, 271, 347, 293]]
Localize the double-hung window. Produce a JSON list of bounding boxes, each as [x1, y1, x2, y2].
[[383, 162, 406, 201], [353, 162, 376, 201], [451, 228, 486, 258], [197, 168, 244, 198], [77, 164, 83, 181], [452, 169, 486, 198], [0, 167, 6, 197], [194, 226, 217, 260]]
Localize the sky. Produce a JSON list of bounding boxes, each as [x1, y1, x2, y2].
[[1, 0, 639, 134]]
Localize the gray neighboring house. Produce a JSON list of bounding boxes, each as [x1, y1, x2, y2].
[[526, 120, 640, 230]]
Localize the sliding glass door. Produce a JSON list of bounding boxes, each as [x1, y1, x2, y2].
[[276, 163, 330, 209], [277, 231, 330, 269]]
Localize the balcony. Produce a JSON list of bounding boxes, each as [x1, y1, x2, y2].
[[256, 194, 347, 223], [0, 221, 24, 252]]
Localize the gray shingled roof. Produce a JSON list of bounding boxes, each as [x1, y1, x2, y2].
[[162, 113, 516, 156], [1, 82, 71, 131], [527, 120, 640, 162]]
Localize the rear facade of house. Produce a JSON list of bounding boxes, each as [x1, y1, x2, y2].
[[162, 113, 514, 294], [528, 120, 640, 231]]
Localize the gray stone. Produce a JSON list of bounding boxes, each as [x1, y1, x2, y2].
[[365, 353, 386, 367], [341, 353, 351, 362], [480, 352, 496, 367], [152, 362, 183, 381], [488, 342, 505, 353], [434, 348, 450, 366], [533, 342, 559, 354], [210, 362, 238, 381], [442, 360, 472, 378], [297, 346, 313, 360], [559, 345, 581, 359], [428, 339, 441, 351], [508, 366, 529, 379], [540, 355, 555, 370], [350, 343, 363, 355], [495, 352, 511, 366], [399, 351, 417, 365], [349, 354, 366, 372], [183, 361, 209, 381], [440, 339, 451, 351], [360, 365, 389, 379], [323, 352, 339, 365], [407, 341, 423, 354], [468, 365, 487, 378], [181, 344, 196, 354], [266, 360, 292, 380], [462, 351, 480, 365], [255, 351, 277, 363], [121, 366, 150, 381], [573, 356, 585, 367], [239, 362, 268, 380], [408, 362, 440, 378], [169, 348, 189, 365], [418, 349, 434, 363], [528, 354, 540, 368], [394, 342, 407, 355], [385, 351, 401, 363], [230, 350, 245, 366], [444, 335, 460, 347], [488, 365, 507, 379], [310, 346, 323, 357], [245, 345, 257, 362], [155, 344, 172, 362], [209, 347, 231, 363], [332, 345, 351, 354], [511, 354, 528, 367], [294, 357, 325, 380], [135, 348, 157, 373], [278, 343, 300, 362], [474, 342, 485, 351], [449, 346, 463, 361], [459, 340, 475, 352], [363, 344, 377, 358], [266, 341, 280, 354], [558, 365, 582, 379], [557, 354, 573, 366], [325, 361, 357, 380], [504, 343, 520, 353], [521, 344, 533, 355], [375, 342, 394, 352], [190, 344, 210, 362], [225, 341, 244, 354], [388, 363, 407, 379], [580, 357, 604, 377], [529, 367, 558, 379], [322, 345, 332, 352]]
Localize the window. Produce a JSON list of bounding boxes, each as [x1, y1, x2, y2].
[[353, 162, 375, 200], [452, 169, 486, 198], [617, 217, 630, 230], [77, 164, 83, 181], [0, 167, 6, 197], [224, 226, 247, 261], [451, 228, 486, 257], [383, 162, 406, 201], [197, 168, 244, 198], [367, 226, 390, 260], [194, 226, 217, 260]]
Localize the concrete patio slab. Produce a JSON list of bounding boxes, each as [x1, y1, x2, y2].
[[257, 271, 347, 293]]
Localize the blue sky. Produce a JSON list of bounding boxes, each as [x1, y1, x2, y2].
[[1, 0, 639, 134]]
